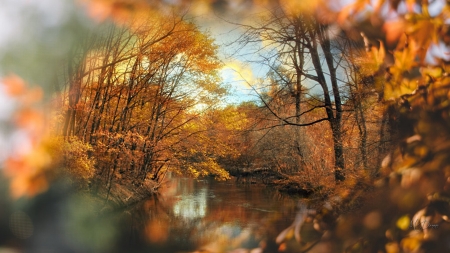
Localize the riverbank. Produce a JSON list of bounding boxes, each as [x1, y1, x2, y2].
[[92, 178, 159, 211], [229, 167, 318, 197]]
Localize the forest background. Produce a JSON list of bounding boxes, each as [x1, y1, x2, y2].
[[1, 0, 450, 252]]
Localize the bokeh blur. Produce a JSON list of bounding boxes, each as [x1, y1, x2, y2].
[[2, 0, 450, 252]]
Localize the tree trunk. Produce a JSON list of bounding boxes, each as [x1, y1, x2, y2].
[[306, 23, 346, 181]]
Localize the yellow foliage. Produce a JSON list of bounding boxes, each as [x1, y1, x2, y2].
[[46, 136, 96, 184], [392, 40, 417, 75], [357, 43, 386, 77]]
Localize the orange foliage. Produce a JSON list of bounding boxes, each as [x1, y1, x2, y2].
[[1, 75, 51, 199], [56, 11, 225, 186], [2, 74, 26, 96], [78, 0, 145, 23], [78, 0, 184, 25]]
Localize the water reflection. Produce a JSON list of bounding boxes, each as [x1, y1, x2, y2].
[[117, 177, 300, 253], [173, 184, 208, 219]]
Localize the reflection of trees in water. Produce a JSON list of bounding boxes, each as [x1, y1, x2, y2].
[[173, 188, 208, 219], [116, 195, 169, 248], [113, 178, 300, 252], [116, 181, 206, 250]]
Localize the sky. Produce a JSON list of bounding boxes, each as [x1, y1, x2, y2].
[[189, 2, 338, 105], [184, 2, 274, 105]]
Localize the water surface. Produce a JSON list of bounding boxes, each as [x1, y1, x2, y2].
[[116, 177, 301, 253]]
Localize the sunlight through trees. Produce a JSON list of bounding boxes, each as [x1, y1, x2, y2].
[[2, 0, 450, 252]]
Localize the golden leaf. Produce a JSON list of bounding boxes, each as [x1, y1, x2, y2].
[[421, 66, 443, 78], [372, 41, 385, 69], [396, 215, 411, 230]]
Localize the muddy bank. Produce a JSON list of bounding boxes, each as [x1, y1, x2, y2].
[[229, 168, 316, 197], [92, 179, 159, 210], [271, 177, 315, 196]]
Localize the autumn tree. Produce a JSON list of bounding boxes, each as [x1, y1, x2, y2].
[[334, 35, 389, 175], [169, 105, 251, 180], [57, 11, 228, 187], [233, 5, 357, 181]]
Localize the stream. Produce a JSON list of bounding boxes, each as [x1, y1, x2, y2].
[[1, 176, 303, 253], [115, 176, 301, 252]]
